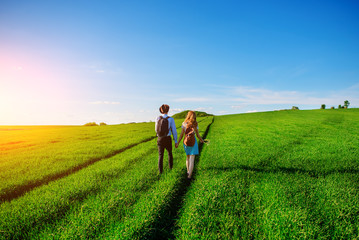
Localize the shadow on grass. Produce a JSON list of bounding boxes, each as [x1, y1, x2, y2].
[[139, 118, 214, 240]]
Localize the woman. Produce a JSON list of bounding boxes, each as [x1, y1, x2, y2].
[[175, 111, 205, 179]]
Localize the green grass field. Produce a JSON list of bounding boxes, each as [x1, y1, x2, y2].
[[0, 109, 358, 239]]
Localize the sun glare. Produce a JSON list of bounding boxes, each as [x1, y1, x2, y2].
[[0, 55, 72, 125]]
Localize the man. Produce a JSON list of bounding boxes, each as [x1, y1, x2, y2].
[[155, 104, 178, 174]]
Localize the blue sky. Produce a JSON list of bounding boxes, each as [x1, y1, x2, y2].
[[0, 0, 358, 124]]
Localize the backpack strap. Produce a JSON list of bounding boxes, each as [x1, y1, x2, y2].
[[166, 116, 170, 130]]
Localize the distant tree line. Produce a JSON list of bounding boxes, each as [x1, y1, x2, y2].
[[321, 100, 350, 109]]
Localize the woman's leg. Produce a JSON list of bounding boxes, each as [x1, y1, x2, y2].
[[186, 155, 190, 174], [188, 155, 195, 179]]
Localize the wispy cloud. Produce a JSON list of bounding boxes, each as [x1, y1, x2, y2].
[[230, 86, 359, 106], [218, 110, 229, 114], [194, 107, 213, 112], [81, 63, 124, 75], [174, 97, 210, 102], [90, 101, 121, 105], [231, 104, 247, 109], [13, 66, 23, 71], [171, 108, 185, 113], [231, 87, 308, 104], [290, 65, 309, 78]]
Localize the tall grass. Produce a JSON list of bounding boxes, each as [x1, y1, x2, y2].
[[176, 109, 359, 239], [0, 117, 213, 239], [0, 118, 188, 202], [2, 109, 358, 239]]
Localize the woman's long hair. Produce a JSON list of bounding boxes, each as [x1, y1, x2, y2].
[[184, 111, 198, 128]]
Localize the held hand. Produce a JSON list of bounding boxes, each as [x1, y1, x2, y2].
[[200, 139, 205, 144]]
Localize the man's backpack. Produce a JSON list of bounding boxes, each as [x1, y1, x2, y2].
[[156, 116, 170, 137], [184, 125, 195, 147]]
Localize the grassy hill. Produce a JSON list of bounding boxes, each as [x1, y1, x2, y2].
[[1, 109, 358, 239], [172, 110, 213, 119]]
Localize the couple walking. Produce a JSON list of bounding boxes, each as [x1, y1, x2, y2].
[[155, 104, 205, 179]]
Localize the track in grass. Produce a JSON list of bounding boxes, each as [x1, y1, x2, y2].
[[2, 110, 358, 239], [138, 117, 214, 239], [0, 136, 156, 203], [0, 123, 159, 203], [175, 109, 359, 239], [0, 140, 159, 239], [0, 117, 209, 203], [0, 116, 214, 239]]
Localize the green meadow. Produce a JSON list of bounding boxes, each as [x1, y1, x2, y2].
[[0, 109, 358, 239]]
